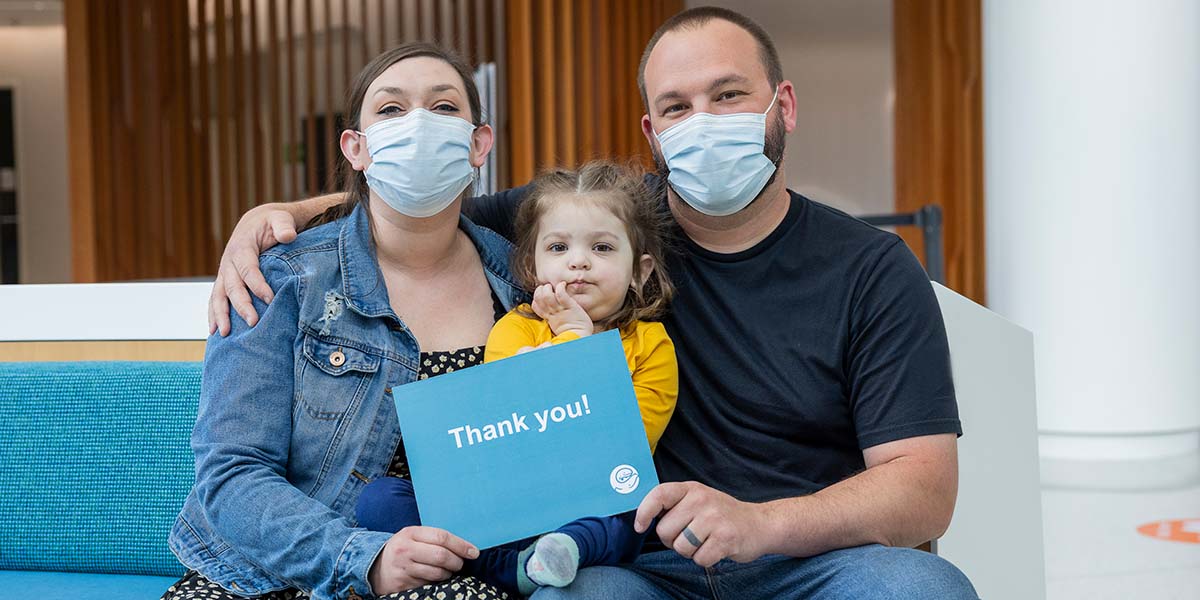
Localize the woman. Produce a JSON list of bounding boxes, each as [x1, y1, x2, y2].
[[162, 43, 521, 600]]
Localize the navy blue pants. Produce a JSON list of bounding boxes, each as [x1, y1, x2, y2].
[[357, 477, 645, 594]]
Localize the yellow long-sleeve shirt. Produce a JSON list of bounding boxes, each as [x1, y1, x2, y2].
[[484, 306, 678, 453]]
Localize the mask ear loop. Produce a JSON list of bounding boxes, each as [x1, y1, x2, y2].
[[763, 86, 780, 114]]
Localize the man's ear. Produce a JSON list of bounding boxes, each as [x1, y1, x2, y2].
[[469, 124, 495, 168], [641, 114, 657, 154], [340, 130, 368, 171], [777, 80, 797, 134]]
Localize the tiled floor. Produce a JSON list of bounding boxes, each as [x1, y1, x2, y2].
[[1041, 453, 1200, 600]]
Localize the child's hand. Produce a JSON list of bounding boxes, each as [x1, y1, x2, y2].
[[532, 282, 593, 338], [517, 342, 553, 355]]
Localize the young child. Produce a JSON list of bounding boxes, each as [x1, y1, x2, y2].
[[356, 161, 678, 596]]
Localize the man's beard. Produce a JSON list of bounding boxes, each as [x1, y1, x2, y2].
[[652, 109, 787, 211]]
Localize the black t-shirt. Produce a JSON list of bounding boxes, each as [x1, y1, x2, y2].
[[465, 185, 960, 503]]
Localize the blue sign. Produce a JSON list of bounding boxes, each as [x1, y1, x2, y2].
[[393, 329, 659, 549]]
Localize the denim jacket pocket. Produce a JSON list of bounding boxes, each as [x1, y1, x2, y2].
[[297, 334, 382, 421]]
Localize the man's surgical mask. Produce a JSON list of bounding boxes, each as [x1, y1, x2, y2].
[[654, 90, 779, 217], [358, 109, 477, 218]]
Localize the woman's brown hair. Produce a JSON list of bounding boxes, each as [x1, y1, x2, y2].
[[512, 161, 675, 332], [308, 42, 484, 228]]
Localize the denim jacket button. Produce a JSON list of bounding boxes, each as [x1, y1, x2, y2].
[[329, 350, 346, 367]]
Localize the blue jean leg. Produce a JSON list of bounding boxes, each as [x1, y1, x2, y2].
[[713, 545, 978, 600], [532, 545, 977, 600], [530, 549, 712, 600], [529, 564, 687, 600]]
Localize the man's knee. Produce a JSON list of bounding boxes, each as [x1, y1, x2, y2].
[[833, 546, 977, 600]]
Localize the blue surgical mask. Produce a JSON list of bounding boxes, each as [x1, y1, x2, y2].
[[358, 109, 477, 218], [654, 90, 779, 217]]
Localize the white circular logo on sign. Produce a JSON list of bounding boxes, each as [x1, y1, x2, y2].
[[610, 464, 640, 494]]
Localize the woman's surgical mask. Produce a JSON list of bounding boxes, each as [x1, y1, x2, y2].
[[358, 109, 477, 218], [654, 90, 779, 217]]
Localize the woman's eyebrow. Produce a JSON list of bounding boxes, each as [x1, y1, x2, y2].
[[374, 84, 461, 99], [373, 86, 407, 97]]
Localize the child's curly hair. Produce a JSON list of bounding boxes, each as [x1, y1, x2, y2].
[[512, 161, 675, 332]]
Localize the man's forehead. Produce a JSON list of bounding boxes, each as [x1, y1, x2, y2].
[[644, 20, 769, 96]]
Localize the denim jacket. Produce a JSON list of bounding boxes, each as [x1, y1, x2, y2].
[[169, 204, 526, 600]]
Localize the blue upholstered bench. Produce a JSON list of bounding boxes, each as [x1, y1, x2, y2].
[[0, 361, 202, 600]]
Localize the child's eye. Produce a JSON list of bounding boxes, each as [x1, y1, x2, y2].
[[593, 243, 615, 252], [547, 243, 567, 252]]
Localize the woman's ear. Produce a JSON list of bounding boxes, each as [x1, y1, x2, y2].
[[469, 124, 495, 168], [340, 130, 368, 171]]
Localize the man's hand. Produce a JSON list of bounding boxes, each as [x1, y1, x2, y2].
[[368, 526, 479, 596], [530, 282, 593, 338], [634, 481, 770, 568], [208, 204, 299, 336]]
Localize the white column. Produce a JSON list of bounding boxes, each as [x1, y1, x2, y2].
[[983, 0, 1200, 461]]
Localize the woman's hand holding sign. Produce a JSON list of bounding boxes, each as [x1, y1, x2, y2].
[[634, 481, 770, 568], [368, 526, 479, 595]]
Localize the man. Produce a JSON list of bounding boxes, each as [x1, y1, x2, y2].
[[210, 7, 977, 599]]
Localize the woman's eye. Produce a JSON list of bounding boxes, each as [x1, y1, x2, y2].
[[433, 103, 459, 113], [547, 243, 567, 252], [378, 105, 404, 115]]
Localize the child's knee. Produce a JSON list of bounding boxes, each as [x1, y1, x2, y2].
[[355, 476, 421, 532]]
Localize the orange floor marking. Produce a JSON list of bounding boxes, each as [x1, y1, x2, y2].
[[1137, 519, 1200, 544]]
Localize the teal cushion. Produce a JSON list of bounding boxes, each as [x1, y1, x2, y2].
[[0, 570, 181, 600], [0, 362, 201, 577]]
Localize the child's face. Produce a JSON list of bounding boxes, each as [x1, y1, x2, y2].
[[533, 196, 643, 323]]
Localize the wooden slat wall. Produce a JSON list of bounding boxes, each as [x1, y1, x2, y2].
[[0, 341, 207, 363], [65, 0, 502, 282], [894, 0, 986, 304], [504, 0, 682, 185]]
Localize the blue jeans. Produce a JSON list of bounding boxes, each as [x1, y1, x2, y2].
[[530, 545, 978, 600]]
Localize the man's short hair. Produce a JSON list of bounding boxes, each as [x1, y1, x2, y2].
[[638, 6, 784, 111]]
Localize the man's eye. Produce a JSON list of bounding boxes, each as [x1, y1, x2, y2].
[[663, 103, 686, 115], [548, 243, 567, 252], [717, 90, 742, 101]]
